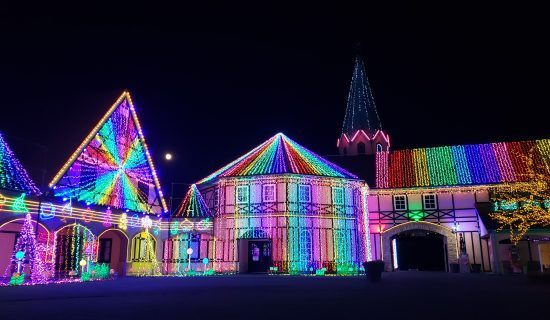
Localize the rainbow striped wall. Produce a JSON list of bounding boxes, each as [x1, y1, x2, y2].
[[376, 139, 550, 188]]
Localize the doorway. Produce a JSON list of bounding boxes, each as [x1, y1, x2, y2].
[[393, 230, 446, 271], [247, 240, 272, 273], [97, 229, 128, 276]]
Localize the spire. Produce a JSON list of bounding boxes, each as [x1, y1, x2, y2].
[[341, 54, 382, 136]]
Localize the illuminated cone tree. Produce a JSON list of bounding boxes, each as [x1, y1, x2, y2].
[[7, 213, 37, 283]]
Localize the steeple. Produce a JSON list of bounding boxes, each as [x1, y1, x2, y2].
[[337, 53, 389, 156]]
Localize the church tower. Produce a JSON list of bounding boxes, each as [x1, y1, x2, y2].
[[337, 54, 389, 155]]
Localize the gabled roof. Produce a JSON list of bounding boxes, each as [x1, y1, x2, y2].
[[49, 91, 168, 214], [173, 184, 212, 218], [376, 139, 550, 188], [0, 132, 41, 195], [341, 54, 382, 136], [198, 133, 358, 184]]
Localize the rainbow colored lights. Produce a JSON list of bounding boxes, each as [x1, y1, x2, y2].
[[376, 139, 550, 188], [198, 133, 358, 184], [0, 132, 41, 195], [49, 92, 167, 214], [174, 184, 212, 218]]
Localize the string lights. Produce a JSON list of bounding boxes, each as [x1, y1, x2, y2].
[[174, 184, 212, 218], [376, 139, 550, 188], [0, 132, 41, 195], [198, 133, 357, 184], [49, 91, 168, 214]]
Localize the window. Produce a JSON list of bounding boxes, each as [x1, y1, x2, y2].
[[357, 142, 366, 154], [376, 144, 383, 152], [423, 194, 437, 209], [298, 184, 311, 203], [262, 184, 276, 202], [393, 195, 407, 211], [131, 232, 156, 262], [236, 185, 249, 204], [332, 187, 344, 205], [98, 238, 112, 263], [213, 189, 219, 209]]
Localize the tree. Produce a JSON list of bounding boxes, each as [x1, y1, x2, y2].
[[490, 148, 550, 244]]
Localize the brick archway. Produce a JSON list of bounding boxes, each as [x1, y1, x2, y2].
[[382, 222, 458, 272]]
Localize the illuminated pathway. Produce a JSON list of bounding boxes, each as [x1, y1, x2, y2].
[[1, 273, 549, 320]]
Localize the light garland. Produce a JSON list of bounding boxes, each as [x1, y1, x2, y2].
[[49, 91, 168, 214], [197, 133, 357, 184], [341, 54, 382, 136], [376, 139, 550, 188], [0, 132, 41, 195], [490, 147, 550, 244], [174, 184, 212, 218]]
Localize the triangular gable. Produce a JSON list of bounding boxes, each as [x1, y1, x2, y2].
[[198, 133, 358, 184], [0, 132, 41, 195], [49, 92, 168, 214], [174, 184, 212, 218]]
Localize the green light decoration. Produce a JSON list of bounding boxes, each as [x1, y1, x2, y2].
[[407, 211, 426, 222], [11, 193, 29, 213]]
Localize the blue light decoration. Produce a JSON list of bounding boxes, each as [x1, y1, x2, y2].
[[39, 202, 56, 220]]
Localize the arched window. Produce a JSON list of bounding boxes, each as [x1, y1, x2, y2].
[[299, 230, 312, 270], [131, 232, 157, 262], [357, 142, 366, 154], [376, 143, 383, 152]]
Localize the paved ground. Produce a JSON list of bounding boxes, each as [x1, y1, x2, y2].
[[1, 272, 549, 320]]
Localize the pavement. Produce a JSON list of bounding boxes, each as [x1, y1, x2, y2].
[[1, 272, 549, 320]]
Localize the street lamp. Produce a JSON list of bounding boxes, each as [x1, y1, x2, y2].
[[165, 153, 173, 161], [187, 248, 193, 271]]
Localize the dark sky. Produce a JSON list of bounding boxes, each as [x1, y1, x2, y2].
[[0, 3, 547, 195]]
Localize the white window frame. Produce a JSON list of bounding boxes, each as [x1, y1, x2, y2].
[[393, 195, 407, 211], [298, 184, 311, 203], [236, 185, 249, 204], [332, 187, 345, 205], [262, 184, 276, 203], [423, 194, 437, 210], [213, 189, 219, 209]]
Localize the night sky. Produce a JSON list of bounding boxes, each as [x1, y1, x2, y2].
[[0, 3, 547, 197]]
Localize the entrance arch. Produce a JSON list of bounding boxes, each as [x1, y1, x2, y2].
[[54, 224, 96, 277], [382, 222, 458, 272], [97, 229, 129, 276]]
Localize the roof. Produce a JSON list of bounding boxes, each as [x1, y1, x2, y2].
[[173, 184, 212, 218], [197, 133, 359, 184], [49, 91, 168, 214], [376, 139, 550, 188], [0, 132, 41, 195], [341, 54, 382, 136]]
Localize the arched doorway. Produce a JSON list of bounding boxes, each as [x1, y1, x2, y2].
[[97, 229, 128, 276], [382, 222, 458, 272], [393, 230, 445, 271], [54, 224, 96, 277]]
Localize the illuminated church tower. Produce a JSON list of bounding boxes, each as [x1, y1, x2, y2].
[[337, 54, 389, 156]]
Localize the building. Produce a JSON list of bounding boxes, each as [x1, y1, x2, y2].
[[196, 133, 369, 274], [331, 54, 550, 273]]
